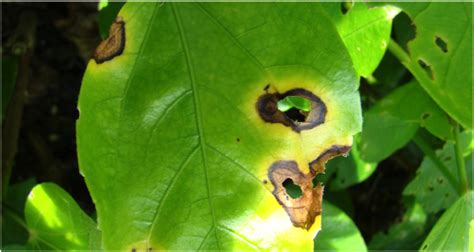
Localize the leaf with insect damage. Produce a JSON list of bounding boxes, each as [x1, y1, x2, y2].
[[375, 2, 472, 129], [77, 3, 362, 250]]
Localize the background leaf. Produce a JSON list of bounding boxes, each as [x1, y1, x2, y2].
[[369, 197, 428, 250], [404, 131, 473, 213], [2, 178, 36, 246], [322, 2, 399, 77], [359, 80, 453, 163], [77, 2, 362, 250], [384, 2, 472, 129], [419, 191, 473, 251], [24, 183, 101, 250], [98, 0, 125, 39], [313, 201, 367, 251]]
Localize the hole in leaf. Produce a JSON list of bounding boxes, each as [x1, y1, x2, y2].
[[435, 36, 448, 53], [422, 112, 431, 120], [392, 12, 416, 51], [340, 0, 353, 15], [417, 59, 434, 80], [312, 173, 326, 187], [283, 178, 302, 199], [422, 244, 427, 250], [437, 178, 444, 184], [236, 137, 240, 142], [256, 88, 326, 132], [284, 108, 308, 123]]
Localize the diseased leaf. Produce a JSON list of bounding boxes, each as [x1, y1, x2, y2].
[[322, 2, 399, 77], [24, 183, 101, 250], [404, 131, 473, 213], [313, 202, 367, 251], [359, 80, 453, 163], [420, 191, 473, 251], [383, 2, 472, 129], [77, 2, 362, 250]]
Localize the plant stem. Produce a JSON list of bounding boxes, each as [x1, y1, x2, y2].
[[413, 134, 461, 195], [452, 121, 469, 194], [2, 11, 37, 198], [387, 39, 411, 63]]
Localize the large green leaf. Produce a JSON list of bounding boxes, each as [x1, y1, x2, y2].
[[420, 191, 473, 251], [313, 201, 366, 251], [24, 183, 101, 250], [385, 2, 472, 129], [77, 2, 362, 250], [404, 131, 473, 213], [359, 80, 453, 163], [321, 2, 399, 77]]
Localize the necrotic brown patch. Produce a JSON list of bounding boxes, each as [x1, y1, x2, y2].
[[309, 145, 351, 175], [94, 17, 125, 64], [267, 146, 352, 229], [256, 88, 326, 132], [268, 160, 322, 230]]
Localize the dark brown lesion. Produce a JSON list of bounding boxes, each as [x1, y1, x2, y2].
[[94, 16, 125, 64], [268, 145, 351, 230], [268, 160, 322, 230], [256, 88, 326, 132], [309, 145, 351, 175]]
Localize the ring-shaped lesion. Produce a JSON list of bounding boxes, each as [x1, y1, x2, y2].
[[256, 88, 326, 132]]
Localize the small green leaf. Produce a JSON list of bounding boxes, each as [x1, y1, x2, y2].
[[322, 2, 399, 77], [313, 201, 367, 251], [277, 96, 312, 112], [420, 191, 473, 251], [25, 183, 101, 250], [359, 80, 453, 163], [404, 131, 473, 213]]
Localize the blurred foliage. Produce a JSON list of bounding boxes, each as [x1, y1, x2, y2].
[[1, 1, 472, 251]]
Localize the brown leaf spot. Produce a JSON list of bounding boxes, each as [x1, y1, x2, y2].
[[309, 145, 351, 175], [268, 160, 322, 230], [94, 17, 125, 64], [256, 88, 326, 132]]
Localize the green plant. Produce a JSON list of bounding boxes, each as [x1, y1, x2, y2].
[[2, 2, 472, 251]]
